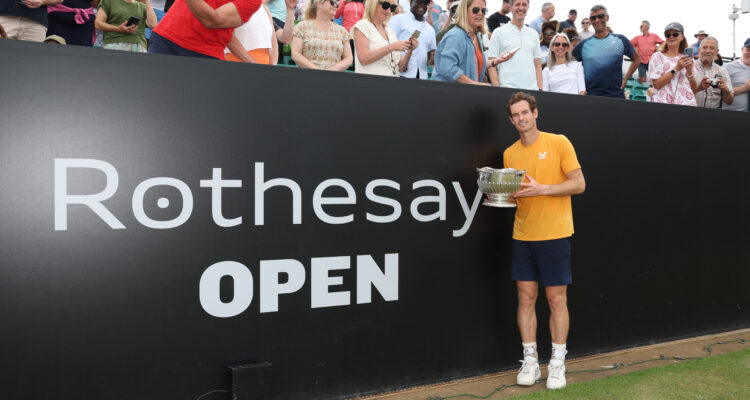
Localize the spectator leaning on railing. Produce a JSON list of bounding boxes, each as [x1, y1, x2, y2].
[[723, 38, 750, 112], [571, 4, 640, 98], [291, 0, 352, 70], [351, 0, 413, 76], [647, 22, 697, 106], [431, 0, 489, 85], [542, 33, 585, 95], [95, 0, 156, 53], [148, 0, 261, 59], [693, 37, 733, 109], [387, 0, 436, 79], [486, 0, 542, 90], [0, 0, 63, 42]]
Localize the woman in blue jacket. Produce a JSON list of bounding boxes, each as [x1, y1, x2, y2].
[[432, 0, 498, 84]]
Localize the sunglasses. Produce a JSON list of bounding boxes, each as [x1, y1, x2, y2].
[[664, 32, 682, 38], [328, 0, 338, 6], [552, 42, 569, 47], [379, 1, 398, 12], [471, 7, 488, 15], [589, 13, 606, 21], [543, 31, 555, 36]]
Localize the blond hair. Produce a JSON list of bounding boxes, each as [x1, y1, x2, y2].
[[363, 0, 393, 24], [304, 0, 322, 20], [454, 0, 487, 35]]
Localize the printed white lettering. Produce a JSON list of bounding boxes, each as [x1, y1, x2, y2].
[[452, 183, 483, 238], [54, 158, 126, 231], [199, 261, 254, 318], [356, 254, 399, 303], [132, 177, 193, 229], [312, 179, 356, 224], [200, 168, 242, 227], [310, 256, 350, 308], [410, 180, 447, 222], [254, 162, 302, 226], [365, 179, 402, 223], [259, 259, 306, 313]]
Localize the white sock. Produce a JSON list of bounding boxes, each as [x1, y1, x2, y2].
[[550, 342, 567, 366], [522, 342, 538, 361]]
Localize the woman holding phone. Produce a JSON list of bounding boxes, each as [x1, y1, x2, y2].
[[647, 22, 698, 106], [95, 0, 156, 52], [542, 33, 585, 95], [351, 0, 414, 76], [431, 0, 491, 85]]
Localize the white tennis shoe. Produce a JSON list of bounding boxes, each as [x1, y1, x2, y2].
[[516, 357, 541, 386], [546, 363, 567, 390]]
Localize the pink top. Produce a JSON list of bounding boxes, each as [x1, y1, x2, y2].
[[630, 33, 663, 64], [647, 52, 697, 106], [335, 1, 364, 32]]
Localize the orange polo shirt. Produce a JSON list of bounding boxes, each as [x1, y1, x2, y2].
[[503, 131, 581, 241]]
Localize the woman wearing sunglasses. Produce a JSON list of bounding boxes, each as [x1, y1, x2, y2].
[[352, 0, 415, 76], [542, 33, 585, 95], [647, 22, 698, 106], [431, 0, 490, 85], [291, 0, 353, 70]]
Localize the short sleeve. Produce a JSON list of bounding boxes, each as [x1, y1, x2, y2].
[[721, 67, 734, 94], [532, 37, 542, 59], [647, 52, 664, 83], [292, 21, 305, 39], [352, 20, 372, 41], [234, 0, 262, 23], [486, 28, 501, 58], [98, 0, 109, 15], [620, 34, 635, 58], [558, 135, 581, 174], [571, 40, 583, 61]]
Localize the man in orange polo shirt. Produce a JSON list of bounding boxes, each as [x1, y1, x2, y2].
[[502, 91, 585, 390], [149, 0, 261, 59]]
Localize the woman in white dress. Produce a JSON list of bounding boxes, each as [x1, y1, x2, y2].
[[542, 33, 586, 95]]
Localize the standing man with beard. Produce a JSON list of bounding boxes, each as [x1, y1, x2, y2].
[[503, 91, 585, 390], [487, 0, 542, 90], [486, 0, 509, 38], [387, 0, 436, 79]]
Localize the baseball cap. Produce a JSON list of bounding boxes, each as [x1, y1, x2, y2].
[[744, 37, 750, 48], [569, 9, 576, 15], [664, 22, 684, 33]]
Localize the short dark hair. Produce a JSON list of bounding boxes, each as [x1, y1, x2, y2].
[[506, 92, 538, 116]]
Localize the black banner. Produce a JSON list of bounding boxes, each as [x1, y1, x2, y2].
[[1, 39, 749, 399]]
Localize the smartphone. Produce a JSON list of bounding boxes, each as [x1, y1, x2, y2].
[[126, 16, 141, 27], [410, 30, 421, 39], [683, 47, 694, 58], [501, 46, 521, 59]]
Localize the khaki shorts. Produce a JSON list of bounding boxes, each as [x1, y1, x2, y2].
[[0, 14, 47, 42]]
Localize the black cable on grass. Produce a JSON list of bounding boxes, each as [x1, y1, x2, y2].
[[426, 338, 748, 400]]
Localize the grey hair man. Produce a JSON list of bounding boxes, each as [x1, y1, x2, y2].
[[529, 2, 554, 33], [693, 37, 734, 108]]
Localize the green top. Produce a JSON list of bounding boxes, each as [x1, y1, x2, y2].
[[99, 0, 147, 49]]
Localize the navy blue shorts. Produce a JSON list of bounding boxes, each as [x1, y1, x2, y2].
[[147, 32, 217, 59], [511, 238, 572, 286]]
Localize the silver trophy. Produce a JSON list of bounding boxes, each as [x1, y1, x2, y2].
[[476, 167, 526, 208]]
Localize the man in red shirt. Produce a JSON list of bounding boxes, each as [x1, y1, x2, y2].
[[630, 20, 663, 83], [149, 0, 261, 59]]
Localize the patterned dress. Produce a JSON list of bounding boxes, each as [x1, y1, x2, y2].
[[293, 20, 350, 69], [647, 52, 697, 106]]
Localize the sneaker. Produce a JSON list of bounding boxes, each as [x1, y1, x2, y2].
[[546, 363, 566, 390], [517, 358, 541, 386]]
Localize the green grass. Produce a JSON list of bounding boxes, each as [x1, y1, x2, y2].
[[511, 348, 750, 400]]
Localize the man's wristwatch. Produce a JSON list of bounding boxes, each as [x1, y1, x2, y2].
[[670, 69, 676, 76]]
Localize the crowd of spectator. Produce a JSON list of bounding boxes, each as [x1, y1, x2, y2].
[[1, 0, 749, 110]]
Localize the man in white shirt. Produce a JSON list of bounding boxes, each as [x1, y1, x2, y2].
[[487, 0, 542, 90], [388, 0, 436, 79], [529, 1, 554, 34]]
